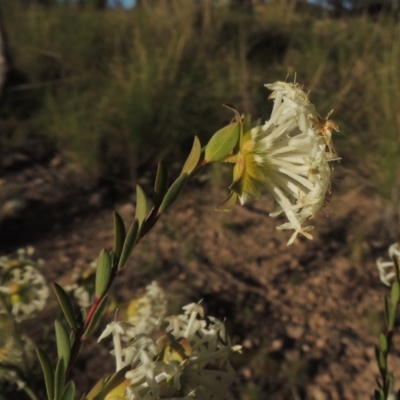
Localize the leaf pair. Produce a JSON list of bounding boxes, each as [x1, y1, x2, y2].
[[36, 348, 76, 400]]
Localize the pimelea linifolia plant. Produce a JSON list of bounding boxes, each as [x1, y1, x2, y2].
[[2, 80, 340, 400], [375, 243, 400, 400]]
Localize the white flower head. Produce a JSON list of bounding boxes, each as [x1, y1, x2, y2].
[[100, 299, 240, 400], [377, 242, 400, 286], [0, 248, 49, 322], [225, 80, 338, 245]]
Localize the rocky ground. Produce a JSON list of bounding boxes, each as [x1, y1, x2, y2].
[[1, 149, 399, 400]]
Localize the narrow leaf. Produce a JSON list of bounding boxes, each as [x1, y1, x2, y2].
[[374, 389, 383, 400], [83, 295, 109, 340], [379, 333, 388, 353], [54, 357, 66, 400], [384, 296, 390, 327], [61, 381, 76, 400], [389, 303, 397, 330], [135, 185, 148, 226], [181, 136, 201, 176], [77, 308, 87, 328], [95, 249, 112, 298], [159, 173, 188, 212], [113, 212, 126, 263], [377, 348, 387, 372], [391, 281, 400, 305], [388, 372, 394, 394], [154, 160, 169, 207], [117, 219, 139, 269], [55, 320, 71, 368], [204, 122, 240, 163], [216, 192, 238, 212], [53, 283, 78, 330], [241, 114, 252, 139], [36, 348, 54, 400], [102, 366, 131, 396], [85, 378, 106, 400]]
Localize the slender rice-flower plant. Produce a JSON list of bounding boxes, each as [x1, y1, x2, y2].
[[377, 242, 400, 286], [93, 303, 241, 400], [374, 242, 400, 400], [220, 81, 338, 245], [35, 79, 338, 400], [0, 248, 49, 322]]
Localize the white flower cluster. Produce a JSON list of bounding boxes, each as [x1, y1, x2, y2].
[[124, 281, 167, 339], [0, 247, 49, 322], [377, 242, 400, 286], [248, 81, 338, 244], [98, 302, 241, 400]]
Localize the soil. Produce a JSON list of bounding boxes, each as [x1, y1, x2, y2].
[[1, 149, 399, 400]]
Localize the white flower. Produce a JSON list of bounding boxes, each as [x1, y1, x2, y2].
[[98, 321, 138, 371], [124, 281, 167, 340], [226, 81, 338, 245], [0, 249, 49, 322], [377, 242, 400, 286], [261, 82, 335, 244], [100, 300, 240, 400]]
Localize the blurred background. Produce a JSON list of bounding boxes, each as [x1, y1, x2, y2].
[[0, 0, 400, 399]]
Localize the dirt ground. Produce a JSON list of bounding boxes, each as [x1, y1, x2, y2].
[[1, 149, 399, 400]]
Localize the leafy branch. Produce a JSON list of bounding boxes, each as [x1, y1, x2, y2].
[[35, 112, 243, 399]]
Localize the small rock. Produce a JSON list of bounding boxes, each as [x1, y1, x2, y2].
[[286, 325, 305, 339], [271, 339, 283, 351]]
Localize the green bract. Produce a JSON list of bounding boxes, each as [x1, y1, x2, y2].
[[204, 122, 240, 163]]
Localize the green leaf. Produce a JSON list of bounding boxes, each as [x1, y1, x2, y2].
[[117, 219, 139, 269], [83, 295, 108, 340], [242, 114, 252, 137], [135, 185, 148, 227], [69, 330, 75, 345], [36, 348, 54, 400], [54, 357, 66, 400], [384, 296, 391, 327], [113, 212, 126, 263], [102, 366, 131, 396], [154, 160, 169, 207], [380, 352, 387, 372], [204, 122, 240, 163], [159, 173, 188, 212], [389, 300, 397, 330], [374, 388, 384, 400], [215, 192, 238, 212], [388, 372, 394, 394], [391, 281, 400, 305], [61, 381, 76, 400], [375, 345, 387, 372], [379, 333, 388, 352], [85, 378, 106, 400], [181, 136, 201, 176], [77, 308, 87, 327], [55, 320, 71, 368], [53, 283, 78, 330], [95, 249, 112, 298]]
